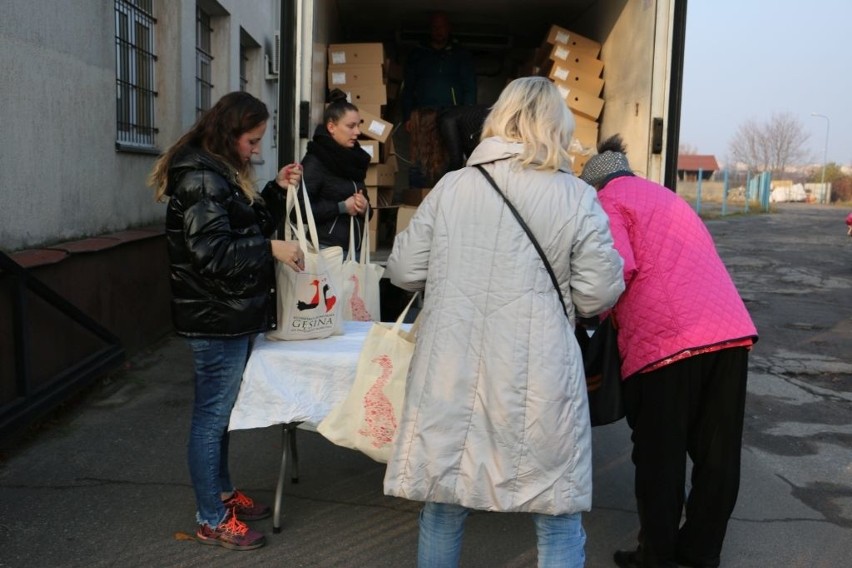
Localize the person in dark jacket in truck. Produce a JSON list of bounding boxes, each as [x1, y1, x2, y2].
[[149, 91, 303, 552], [401, 11, 477, 189], [300, 88, 372, 256]]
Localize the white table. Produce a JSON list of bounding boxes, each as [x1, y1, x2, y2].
[[229, 320, 407, 532]]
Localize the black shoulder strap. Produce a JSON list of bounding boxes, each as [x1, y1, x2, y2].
[[474, 164, 569, 319]]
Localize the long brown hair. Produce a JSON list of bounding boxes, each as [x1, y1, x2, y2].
[[149, 91, 270, 202], [409, 107, 447, 184]]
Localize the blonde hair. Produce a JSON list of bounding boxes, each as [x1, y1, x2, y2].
[[480, 77, 574, 171], [148, 92, 269, 203]]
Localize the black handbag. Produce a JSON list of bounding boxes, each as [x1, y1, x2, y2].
[[475, 165, 624, 426], [577, 317, 624, 426]]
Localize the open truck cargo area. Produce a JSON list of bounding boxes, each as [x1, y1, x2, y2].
[[280, 0, 686, 189]]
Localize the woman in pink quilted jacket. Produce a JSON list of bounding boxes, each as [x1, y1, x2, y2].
[[580, 136, 758, 568]]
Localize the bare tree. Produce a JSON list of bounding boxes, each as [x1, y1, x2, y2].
[[765, 112, 810, 172], [679, 142, 698, 155], [728, 113, 810, 174], [729, 119, 769, 172]]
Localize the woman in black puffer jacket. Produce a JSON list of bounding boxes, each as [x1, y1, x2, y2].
[[300, 89, 372, 254], [148, 91, 303, 551]]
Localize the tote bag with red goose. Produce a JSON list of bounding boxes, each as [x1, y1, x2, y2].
[[266, 181, 344, 341]]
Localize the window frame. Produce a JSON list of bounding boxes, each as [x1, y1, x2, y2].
[[115, 0, 158, 152], [196, 6, 214, 118]]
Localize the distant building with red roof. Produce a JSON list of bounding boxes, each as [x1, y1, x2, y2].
[[677, 155, 719, 181]]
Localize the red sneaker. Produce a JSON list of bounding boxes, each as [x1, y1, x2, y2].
[[222, 489, 272, 521], [196, 510, 265, 551]]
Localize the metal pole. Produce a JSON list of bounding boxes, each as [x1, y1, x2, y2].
[[722, 168, 728, 216], [811, 113, 830, 204], [278, 0, 297, 168], [696, 168, 703, 215]]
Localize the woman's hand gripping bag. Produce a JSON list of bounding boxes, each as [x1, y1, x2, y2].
[[266, 182, 344, 341], [317, 294, 419, 462], [341, 210, 384, 321]]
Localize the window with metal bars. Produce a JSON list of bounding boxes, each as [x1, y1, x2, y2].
[[115, 0, 157, 149], [239, 44, 248, 92], [196, 7, 213, 117]]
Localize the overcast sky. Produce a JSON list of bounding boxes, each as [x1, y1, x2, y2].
[[680, 0, 851, 166]]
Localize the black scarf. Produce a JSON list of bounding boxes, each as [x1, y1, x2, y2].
[[306, 125, 371, 182]]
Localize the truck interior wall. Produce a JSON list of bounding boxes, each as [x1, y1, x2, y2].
[[301, 0, 338, 159], [575, 0, 657, 179], [296, 0, 678, 184]]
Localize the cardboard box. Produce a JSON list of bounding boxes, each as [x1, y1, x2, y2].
[[328, 43, 385, 65], [365, 163, 396, 187], [359, 139, 380, 164], [385, 153, 399, 173], [366, 186, 395, 208], [384, 134, 396, 160], [572, 114, 599, 151], [401, 188, 431, 206], [356, 103, 384, 117], [345, 84, 387, 106], [549, 65, 605, 96], [358, 109, 393, 143], [545, 25, 601, 57], [395, 205, 419, 235], [327, 64, 384, 88], [546, 45, 604, 78], [553, 83, 604, 121]]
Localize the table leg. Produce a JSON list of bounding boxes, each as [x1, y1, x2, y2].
[[288, 425, 300, 483], [272, 423, 291, 533]]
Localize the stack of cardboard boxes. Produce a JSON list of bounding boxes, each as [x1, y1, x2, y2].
[[327, 43, 399, 252], [524, 25, 604, 175]]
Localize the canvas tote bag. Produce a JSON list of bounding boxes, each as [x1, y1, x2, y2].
[[317, 293, 420, 463], [266, 181, 344, 341], [341, 209, 384, 321]]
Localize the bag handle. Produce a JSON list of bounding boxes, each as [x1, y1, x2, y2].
[[300, 179, 322, 252], [348, 202, 372, 265], [391, 292, 420, 335], [474, 164, 569, 320], [286, 184, 309, 255], [347, 205, 373, 265], [359, 203, 371, 265], [348, 215, 357, 260]]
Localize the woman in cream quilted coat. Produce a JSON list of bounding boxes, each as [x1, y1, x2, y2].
[[383, 77, 625, 567]]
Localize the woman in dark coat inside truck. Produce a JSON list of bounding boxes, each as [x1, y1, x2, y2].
[[300, 89, 372, 255]]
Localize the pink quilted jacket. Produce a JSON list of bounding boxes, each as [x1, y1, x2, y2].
[[598, 175, 758, 379]]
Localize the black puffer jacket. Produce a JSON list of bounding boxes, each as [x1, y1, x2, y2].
[[164, 148, 286, 337], [301, 152, 367, 250], [301, 127, 371, 251]]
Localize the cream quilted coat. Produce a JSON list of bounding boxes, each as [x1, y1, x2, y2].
[[383, 137, 625, 514]]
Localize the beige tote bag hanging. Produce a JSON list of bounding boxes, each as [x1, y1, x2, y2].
[[266, 181, 344, 341], [341, 206, 384, 321], [317, 293, 420, 462]]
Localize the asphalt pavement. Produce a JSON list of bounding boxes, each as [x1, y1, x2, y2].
[[1, 202, 850, 567]]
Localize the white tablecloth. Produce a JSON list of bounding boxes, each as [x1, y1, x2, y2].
[[229, 320, 407, 431]]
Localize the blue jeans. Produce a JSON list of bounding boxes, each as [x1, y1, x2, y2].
[[418, 502, 586, 568], [186, 336, 251, 527]]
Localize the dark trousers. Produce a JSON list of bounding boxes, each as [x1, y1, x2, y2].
[[622, 347, 749, 568]]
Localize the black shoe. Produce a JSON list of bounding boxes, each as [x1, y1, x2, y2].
[[614, 549, 643, 568]]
